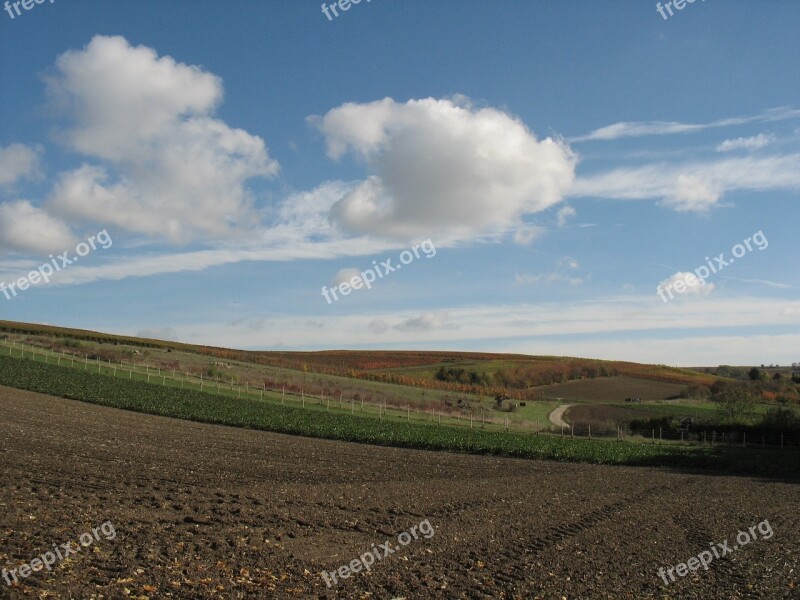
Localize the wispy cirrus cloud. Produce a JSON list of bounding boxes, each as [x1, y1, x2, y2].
[[570, 107, 800, 142], [569, 153, 800, 211], [716, 133, 774, 152]]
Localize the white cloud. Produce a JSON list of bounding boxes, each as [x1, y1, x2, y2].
[[45, 35, 279, 244], [516, 256, 582, 286], [657, 271, 715, 300], [515, 272, 583, 286], [570, 154, 800, 212], [512, 224, 545, 245], [0, 144, 42, 187], [556, 205, 576, 227], [138, 297, 800, 365], [332, 267, 362, 286], [571, 107, 800, 142], [312, 97, 577, 241], [0, 200, 75, 255], [716, 133, 774, 152], [394, 312, 453, 332]]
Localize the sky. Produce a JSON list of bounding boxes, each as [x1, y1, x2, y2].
[[0, 0, 798, 365]]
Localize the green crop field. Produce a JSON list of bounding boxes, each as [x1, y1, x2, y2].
[[1, 352, 798, 479]]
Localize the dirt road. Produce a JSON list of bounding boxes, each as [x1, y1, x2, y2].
[[1, 386, 797, 598], [548, 403, 573, 429]]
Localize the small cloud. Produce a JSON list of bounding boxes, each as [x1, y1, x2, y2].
[[557, 256, 579, 270], [512, 224, 545, 245], [305, 319, 325, 329], [332, 268, 361, 286], [516, 256, 583, 286], [556, 205, 576, 227], [662, 174, 722, 212], [657, 271, 715, 300], [716, 133, 773, 152], [394, 313, 453, 332]]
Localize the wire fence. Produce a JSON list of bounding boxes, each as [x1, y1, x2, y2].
[[2, 338, 799, 451]]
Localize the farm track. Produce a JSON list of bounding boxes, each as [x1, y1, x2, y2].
[[1, 385, 798, 599], [548, 403, 573, 428]]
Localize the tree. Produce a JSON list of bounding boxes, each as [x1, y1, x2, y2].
[[713, 385, 756, 423], [748, 367, 767, 381]]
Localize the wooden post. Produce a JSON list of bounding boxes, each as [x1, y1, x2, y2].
[[659, 427, 662, 444], [282, 386, 285, 404], [742, 432, 746, 448], [781, 432, 784, 449], [589, 424, 591, 439]]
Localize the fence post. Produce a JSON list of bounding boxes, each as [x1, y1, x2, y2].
[[743, 431, 746, 448], [589, 424, 591, 439], [659, 427, 662, 444], [652, 429, 655, 444], [781, 432, 784, 449]]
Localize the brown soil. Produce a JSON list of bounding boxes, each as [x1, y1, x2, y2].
[[1, 385, 797, 599]]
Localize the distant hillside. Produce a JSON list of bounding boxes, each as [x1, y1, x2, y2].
[[0, 320, 718, 400]]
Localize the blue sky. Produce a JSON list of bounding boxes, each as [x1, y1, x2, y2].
[[0, 0, 798, 365]]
